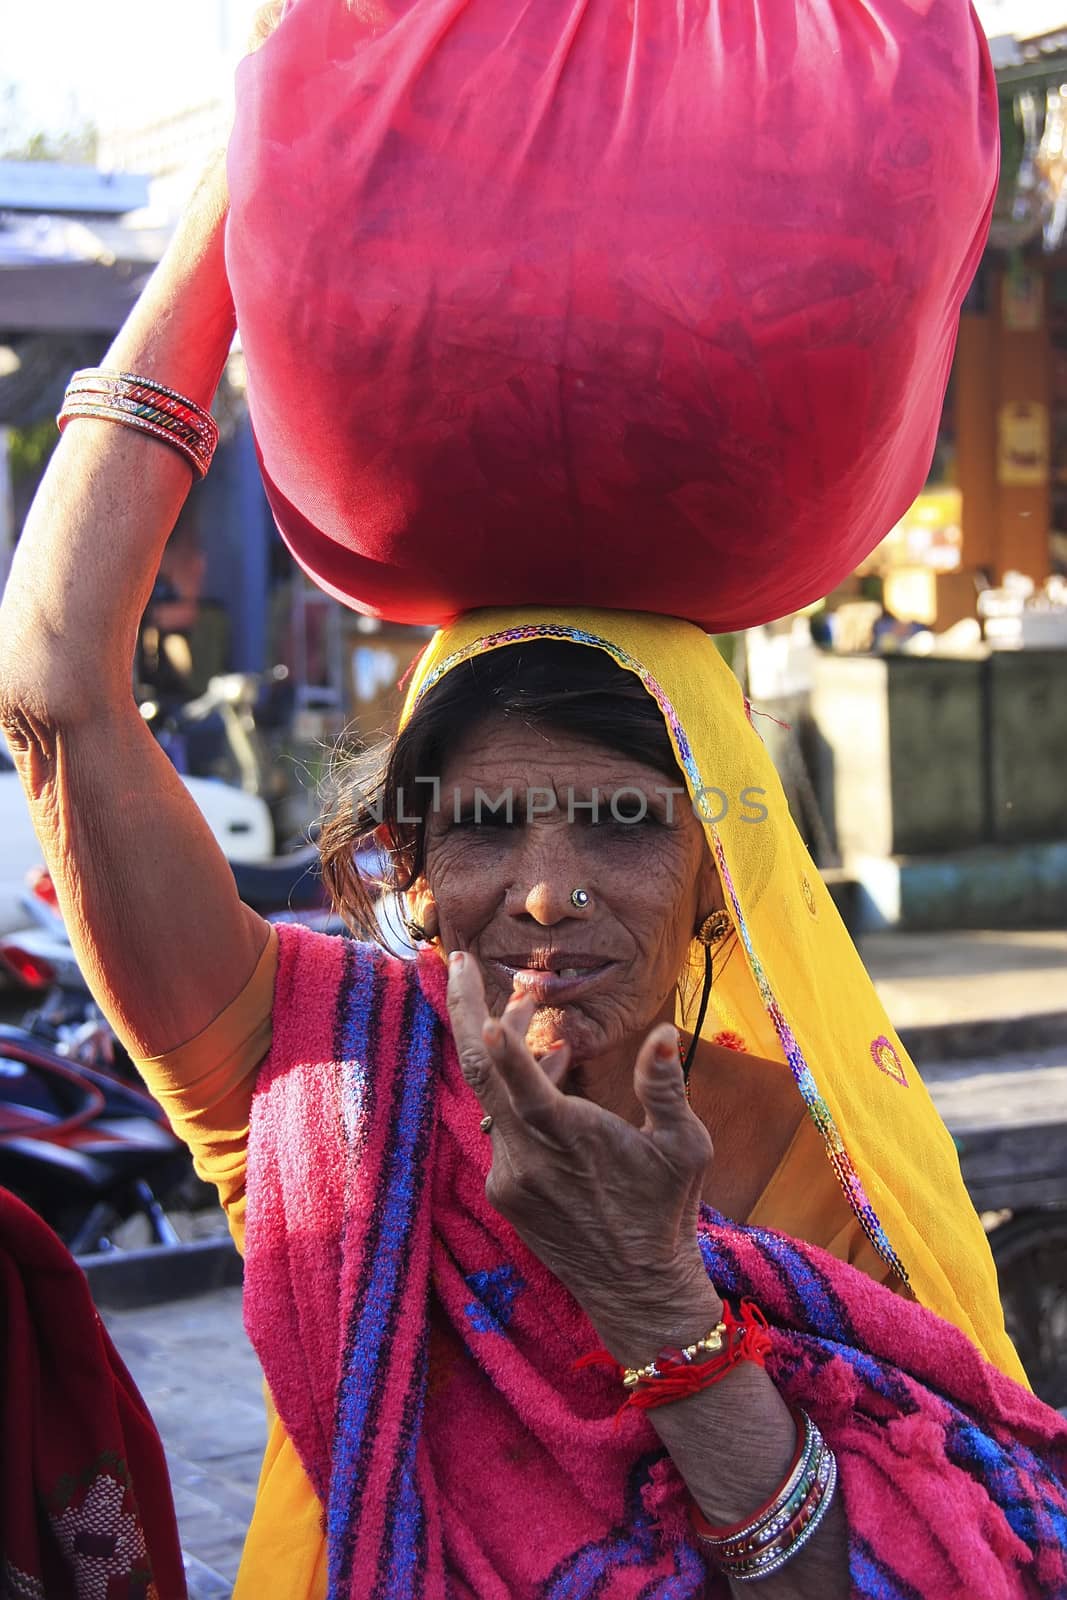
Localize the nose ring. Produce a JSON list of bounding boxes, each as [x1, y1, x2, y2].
[[570, 888, 590, 910]]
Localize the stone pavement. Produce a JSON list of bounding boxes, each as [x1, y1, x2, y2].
[[103, 1288, 265, 1599]]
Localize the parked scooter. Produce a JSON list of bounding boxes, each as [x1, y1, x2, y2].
[[140, 666, 302, 853], [0, 869, 141, 1079], [0, 1026, 187, 1254]]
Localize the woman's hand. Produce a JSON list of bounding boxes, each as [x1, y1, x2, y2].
[[446, 951, 721, 1357]]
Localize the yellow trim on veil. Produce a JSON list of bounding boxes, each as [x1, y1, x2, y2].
[[401, 605, 1027, 1387]]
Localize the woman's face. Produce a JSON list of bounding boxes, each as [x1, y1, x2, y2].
[[412, 715, 721, 1061]]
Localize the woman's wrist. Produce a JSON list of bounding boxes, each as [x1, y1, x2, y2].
[[580, 1272, 802, 1532], [583, 1261, 723, 1369], [649, 1361, 797, 1518], [103, 152, 235, 407], [0, 157, 239, 717]]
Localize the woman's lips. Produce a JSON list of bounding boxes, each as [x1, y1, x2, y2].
[[487, 959, 617, 1003]]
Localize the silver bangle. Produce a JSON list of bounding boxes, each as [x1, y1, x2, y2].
[[696, 1410, 818, 1549], [692, 1410, 839, 1582], [726, 1449, 837, 1582]]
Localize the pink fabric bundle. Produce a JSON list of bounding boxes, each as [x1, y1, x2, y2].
[[243, 927, 1067, 1599], [227, 0, 998, 630]]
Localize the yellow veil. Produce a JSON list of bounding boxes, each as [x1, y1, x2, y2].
[[401, 606, 1026, 1387]]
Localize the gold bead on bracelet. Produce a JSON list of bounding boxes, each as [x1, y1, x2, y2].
[[620, 1321, 728, 1388]]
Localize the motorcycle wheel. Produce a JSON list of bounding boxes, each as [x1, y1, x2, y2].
[[989, 1208, 1067, 1412]]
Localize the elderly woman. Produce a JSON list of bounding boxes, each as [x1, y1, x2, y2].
[[2, 112, 1067, 1600]]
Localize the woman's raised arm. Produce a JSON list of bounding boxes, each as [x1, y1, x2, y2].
[[0, 154, 269, 1058]]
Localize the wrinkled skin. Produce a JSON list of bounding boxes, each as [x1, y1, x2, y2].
[[408, 716, 725, 1333], [409, 717, 723, 1095]]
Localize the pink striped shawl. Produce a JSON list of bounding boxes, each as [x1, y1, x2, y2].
[[243, 924, 1067, 1599]]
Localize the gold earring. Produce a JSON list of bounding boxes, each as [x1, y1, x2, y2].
[[404, 907, 439, 943], [696, 909, 732, 946]]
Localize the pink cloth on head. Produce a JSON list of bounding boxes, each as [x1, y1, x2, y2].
[[227, 0, 998, 630]]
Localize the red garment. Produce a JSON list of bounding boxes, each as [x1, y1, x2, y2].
[[227, 0, 997, 630], [0, 1188, 186, 1600]]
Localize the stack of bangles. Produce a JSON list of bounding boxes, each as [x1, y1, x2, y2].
[[574, 1299, 837, 1582], [690, 1405, 837, 1580], [57, 369, 219, 479]]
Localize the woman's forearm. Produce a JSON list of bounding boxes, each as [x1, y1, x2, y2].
[[647, 1364, 849, 1597], [0, 153, 269, 1060], [591, 1286, 850, 1597], [0, 154, 234, 715]]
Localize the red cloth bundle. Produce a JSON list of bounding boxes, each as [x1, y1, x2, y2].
[[227, 0, 998, 630]]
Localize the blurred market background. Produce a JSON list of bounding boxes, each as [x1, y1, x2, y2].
[[2, 4, 1066, 1592]]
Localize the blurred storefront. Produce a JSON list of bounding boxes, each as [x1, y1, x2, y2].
[[828, 24, 1067, 643], [849, 253, 1062, 634]]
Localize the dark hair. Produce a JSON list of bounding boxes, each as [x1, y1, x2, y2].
[[320, 640, 686, 940]]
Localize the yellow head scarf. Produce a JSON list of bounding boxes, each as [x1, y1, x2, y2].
[[401, 605, 1025, 1386]]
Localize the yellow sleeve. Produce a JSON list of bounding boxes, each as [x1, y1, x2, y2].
[[134, 924, 279, 1253]]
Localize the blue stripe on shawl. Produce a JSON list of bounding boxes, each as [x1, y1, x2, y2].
[[543, 1459, 707, 1599], [700, 1222, 809, 1329], [849, 1536, 925, 1599], [949, 1420, 1067, 1554], [326, 959, 439, 1597], [836, 1344, 916, 1411], [543, 1528, 651, 1599], [698, 1214, 850, 1342], [381, 1430, 426, 1597], [326, 943, 383, 1583], [699, 1220, 925, 1413], [335, 940, 373, 1147], [634, 1544, 711, 1598], [380, 1327, 430, 1597], [740, 1225, 851, 1342]]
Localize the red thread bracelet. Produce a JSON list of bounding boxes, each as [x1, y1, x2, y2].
[[574, 1299, 772, 1430]]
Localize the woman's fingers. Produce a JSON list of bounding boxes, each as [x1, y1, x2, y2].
[[446, 953, 511, 1123], [448, 957, 571, 1133], [634, 1025, 713, 1161], [538, 1040, 572, 1089], [500, 985, 538, 1041], [487, 985, 564, 1123]]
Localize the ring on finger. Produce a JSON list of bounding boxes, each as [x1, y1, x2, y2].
[[479, 1114, 494, 1134]]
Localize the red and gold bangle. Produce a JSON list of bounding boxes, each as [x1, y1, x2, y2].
[[690, 1406, 838, 1581], [711, 1447, 837, 1581], [57, 368, 219, 479]]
